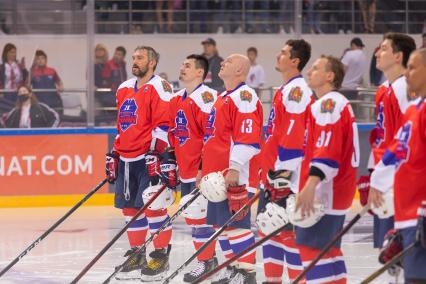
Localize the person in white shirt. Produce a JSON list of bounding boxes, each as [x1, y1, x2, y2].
[[246, 47, 265, 97], [341, 37, 368, 90]]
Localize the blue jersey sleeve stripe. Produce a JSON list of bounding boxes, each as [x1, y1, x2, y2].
[[311, 158, 339, 168], [158, 125, 169, 131], [278, 147, 304, 161], [233, 142, 260, 149]]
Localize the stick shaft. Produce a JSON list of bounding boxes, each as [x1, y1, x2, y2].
[[0, 178, 107, 278]]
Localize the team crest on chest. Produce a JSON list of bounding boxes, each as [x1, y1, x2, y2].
[[240, 90, 252, 103], [288, 87, 303, 103], [374, 102, 385, 146], [119, 99, 138, 131], [321, 98, 336, 113], [201, 91, 214, 104], [174, 109, 190, 145], [203, 107, 216, 143], [161, 80, 172, 93], [394, 121, 412, 168]]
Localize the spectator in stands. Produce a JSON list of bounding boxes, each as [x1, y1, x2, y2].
[[102, 46, 127, 92], [155, 0, 174, 33], [94, 43, 109, 88], [245, 0, 270, 33], [341, 37, 368, 92], [2, 84, 59, 128], [190, 0, 209, 33], [246, 47, 265, 96], [30, 50, 64, 115], [201, 37, 224, 91], [306, 0, 323, 34], [216, 1, 242, 33], [0, 43, 28, 102], [358, 0, 376, 33]]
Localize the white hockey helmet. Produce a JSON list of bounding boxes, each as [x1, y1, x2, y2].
[[256, 202, 289, 235], [286, 194, 325, 228], [142, 184, 175, 210], [199, 171, 227, 202], [371, 190, 394, 219], [179, 193, 208, 219]]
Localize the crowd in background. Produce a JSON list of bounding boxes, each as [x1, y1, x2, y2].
[[0, 32, 425, 128]]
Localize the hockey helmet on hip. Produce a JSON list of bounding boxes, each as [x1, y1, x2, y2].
[[142, 184, 175, 210], [286, 194, 325, 228], [179, 192, 208, 219], [371, 189, 394, 219], [256, 202, 289, 235], [199, 171, 227, 202]]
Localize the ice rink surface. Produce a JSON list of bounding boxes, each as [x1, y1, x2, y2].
[[0, 205, 401, 284]]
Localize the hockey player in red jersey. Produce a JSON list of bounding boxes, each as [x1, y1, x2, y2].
[[105, 46, 175, 281], [367, 33, 417, 251], [258, 39, 313, 283], [167, 54, 218, 282], [295, 56, 360, 283], [370, 48, 426, 283], [201, 54, 263, 283]]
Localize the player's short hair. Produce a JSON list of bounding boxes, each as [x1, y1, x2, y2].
[[134, 46, 160, 71], [286, 39, 311, 71], [321, 55, 345, 89], [186, 54, 209, 80], [384, 33, 416, 68], [1, 42, 16, 64], [35, 49, 47, 59], [247, 47, 258, 55], [115, 46, 126, 56]]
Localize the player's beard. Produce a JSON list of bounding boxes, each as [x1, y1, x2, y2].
[[132, 63, 149, 78]]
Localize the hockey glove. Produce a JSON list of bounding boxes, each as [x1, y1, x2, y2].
[[357, 175, 370, 207], [227, 185, 249, 221], [145, 151, 161, 185], [379, 229, 403, 267], [105, 151, 119, 184], [160, 148, 179, 189], [265, 169, 293, 205]]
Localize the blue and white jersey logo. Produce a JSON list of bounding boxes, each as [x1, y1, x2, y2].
[[203, 107, 216, 143], [174, 109, 190, 145], [395, 121, 412, 168], [265, 107, 275, 141], [119, 99, 138, 131], [375, 102, 385, 146]]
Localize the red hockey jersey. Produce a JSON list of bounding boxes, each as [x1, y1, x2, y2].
[[113, 75, 174, 161], [273, 76, 314, 192], [302, 91, 360, 214], [372, 77, 413, 164], [202, 83, 263, 185], [168, 84, 217, 182], [371, 98, 426, 229]]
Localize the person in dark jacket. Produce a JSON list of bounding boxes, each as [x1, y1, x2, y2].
[[2, 84, 59, 128], [201, 38, 224, 92]]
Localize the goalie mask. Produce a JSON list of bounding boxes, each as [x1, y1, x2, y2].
[[142, 184, 175, 210], [286, 194, 325, 228], [371, 190, 394, 219], [179, 192, 208, 219], [199, 171, 227, 202], [256, 202, 289, 235]]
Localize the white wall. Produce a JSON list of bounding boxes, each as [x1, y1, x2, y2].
[[1, 34, 423, 89]]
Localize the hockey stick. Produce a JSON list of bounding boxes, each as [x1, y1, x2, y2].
[[291, 205, 370, 284], [0, 178, 108, 278], [162, 190, 260, 284], [361, 242, 417, 284], [193, 222, 292, 284], [102, 189, 203, 284], [70, 184, 167, 284]]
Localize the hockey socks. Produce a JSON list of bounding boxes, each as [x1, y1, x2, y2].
[[122, 208, 149, 247], [185, 217, 216, 261]]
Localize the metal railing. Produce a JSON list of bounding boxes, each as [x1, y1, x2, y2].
[[0, 0, 424, 35]]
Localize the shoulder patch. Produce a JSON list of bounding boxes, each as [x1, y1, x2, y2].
[[288, 87, 303, 103], [240, 90, 252, 103], [161, 80, 172, 93], [201, 91, 214, 103], [321, 98, 336, 113]]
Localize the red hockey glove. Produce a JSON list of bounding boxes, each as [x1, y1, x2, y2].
[[105, 151, 119, 184], [227, 185, 249, 221], [357, 175, 370, 207], [379, 229, 403, 266], [145, 151, 161, 185], [160, 148, 179, 189]]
